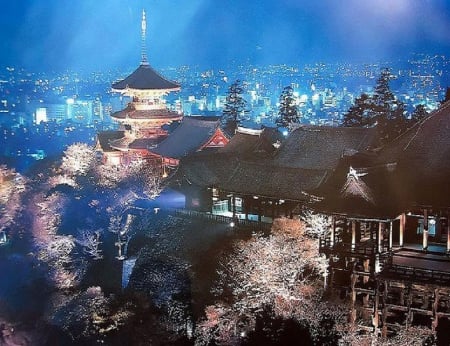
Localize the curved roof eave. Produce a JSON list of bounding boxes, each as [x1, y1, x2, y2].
[[111, 63, 181, 91]]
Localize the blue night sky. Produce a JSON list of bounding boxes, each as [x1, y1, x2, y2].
[[2, 0, 450, 72]]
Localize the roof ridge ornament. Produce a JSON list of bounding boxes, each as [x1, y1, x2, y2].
[[141, 9, 149, 65]]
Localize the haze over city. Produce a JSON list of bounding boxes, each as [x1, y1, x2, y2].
[[2, 0, 450, 72]]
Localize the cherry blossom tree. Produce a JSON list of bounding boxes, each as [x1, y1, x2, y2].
[[0, 165, 27, 236], [46, 286, 134, 342], [76, 229, 103, 260], [196, 218, 342, 345], [61, 142, 96, 177], [300, 207, 332, 238]]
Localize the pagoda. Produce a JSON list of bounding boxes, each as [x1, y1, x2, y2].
[[99, 10, 183, 164]]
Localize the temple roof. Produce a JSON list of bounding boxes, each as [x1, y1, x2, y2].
[[110, 105, 182, 121], [218, 127, 280, 158], [96, 130, 125, 152], [312, 100, 450, 218], [273, 125, 378, 170], [150, 117, 225, 159], [173, 125, 380, 202], [176, 154, 327, 201], [112, 63, 180, 91]]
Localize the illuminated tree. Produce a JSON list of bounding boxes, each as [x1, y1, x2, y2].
[[0, 165, 27, 235], [196, 218, 343, 345], [47, 286, 133, 341], [76, 229, 103, 260], [221, 80, 249, 135], [276, 86, 301, 131], [61, 142, 96, 177]]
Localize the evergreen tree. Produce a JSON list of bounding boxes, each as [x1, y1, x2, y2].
[[341, 68, 408, 144], [276, 86, 301, 131], [373, 69, 408, 142], [443, 87, 450, 103], [221, 80, 249, 135], [342, 93, 375, 127], [411, 104, 429, 123]]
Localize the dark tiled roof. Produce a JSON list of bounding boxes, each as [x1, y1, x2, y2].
[[273, 126, 378, 170], [313, 101, 450, 217], [313, 159, 407, 219], [175, 154, 328, 201], [219, 128, 277, 158], [150, 117, 223, 159], [129, 138, 162, 150], [112, 64, 180, 91], [96, 130, 125, 152], [111, 106, 182, 121], [378, 100, 450, 174]]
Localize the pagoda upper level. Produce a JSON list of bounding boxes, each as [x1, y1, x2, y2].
[[106, 9, 183, 153]]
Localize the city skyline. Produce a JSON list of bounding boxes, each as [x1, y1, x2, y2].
[[2, 0, 450, 72]]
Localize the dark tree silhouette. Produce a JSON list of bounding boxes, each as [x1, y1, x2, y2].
[[443, 87, 450, 103], [411, 104, 429, 124], [342, 93, 375, 127], [221, 80, 249, 135], [341, 68, 409, 144], [276, 86, 301, 131]]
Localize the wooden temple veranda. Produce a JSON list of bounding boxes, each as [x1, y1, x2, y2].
[[315, 100, 450, 336]]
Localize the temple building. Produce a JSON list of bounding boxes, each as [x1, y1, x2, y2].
[[315, 100, 450, 337], [148, 116, 229, 173], [172, 125, 377, 221], [97, 10, 182, 165]]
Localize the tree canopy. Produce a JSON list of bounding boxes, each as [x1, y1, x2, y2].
[[221, 80, 249, 136], [276, 86, 301, 131], [342, 68, 412, 144]]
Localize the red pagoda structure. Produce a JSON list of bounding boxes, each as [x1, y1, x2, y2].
[[98, 10, 182, 165]]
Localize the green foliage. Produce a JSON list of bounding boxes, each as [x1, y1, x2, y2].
[[276, 86, 301, 131], [221, 80, 249, 135]]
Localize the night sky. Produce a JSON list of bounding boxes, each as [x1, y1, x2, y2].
[[2, 0, 450, 72]]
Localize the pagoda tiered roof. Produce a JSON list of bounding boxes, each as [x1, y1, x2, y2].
[[112, 63, 180, 91], [110, 105, 182, 121]]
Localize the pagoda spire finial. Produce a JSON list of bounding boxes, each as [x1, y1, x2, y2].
[[141, 9, 148, 65]]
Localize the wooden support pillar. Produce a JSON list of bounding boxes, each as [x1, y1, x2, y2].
[[373, 288, 380, 332], [350, 274, 357, 323], [389, 221, 393, 251], [447, 213, 450, 253], [381, 280, 388, 338], [399, 213, 405, 247], [423, 208, 429, 251], [330, 217, 335, 247], [432, 288, 440, 332], [351, 221, 356, 251], [232, 195, 236, 218], [377, 222, 384, 254]]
